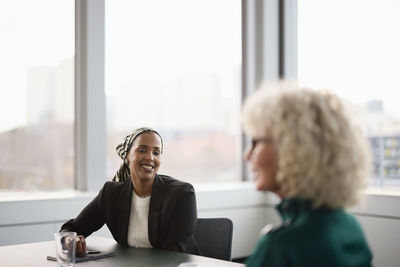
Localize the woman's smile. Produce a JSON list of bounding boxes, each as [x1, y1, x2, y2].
[[141, 163, 154, 172]]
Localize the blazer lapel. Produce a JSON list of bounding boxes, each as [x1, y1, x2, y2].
[[116, 179, 133, 246], [148, 175, 165, 247]]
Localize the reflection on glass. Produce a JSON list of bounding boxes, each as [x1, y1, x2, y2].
[[0, 0, 75, 191], [298, 0, 400, 187], [105, 0, 242, 183]]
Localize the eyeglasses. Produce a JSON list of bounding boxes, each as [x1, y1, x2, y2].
[[250, 138, 274, 150]]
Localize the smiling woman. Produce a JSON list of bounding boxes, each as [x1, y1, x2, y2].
[[60, 127, 199, 256], [242, 85, 373, 266]]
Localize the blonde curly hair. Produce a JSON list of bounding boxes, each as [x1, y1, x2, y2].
[[242, 84, 371, 209]]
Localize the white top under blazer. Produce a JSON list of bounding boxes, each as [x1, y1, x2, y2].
[[127, 191, 152, 248]]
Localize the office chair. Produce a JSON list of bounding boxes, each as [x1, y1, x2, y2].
[[193, 218, 233, 261]]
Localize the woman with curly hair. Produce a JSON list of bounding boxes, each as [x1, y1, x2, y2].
[[242, 85, 372, 266]]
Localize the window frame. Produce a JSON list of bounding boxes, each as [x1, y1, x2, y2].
[[74, 0, 282, 189], [72, 0, 287, 191], [75, 0, 106, 191], [289, 0, 400, 192], [242, 0, 280, 180]]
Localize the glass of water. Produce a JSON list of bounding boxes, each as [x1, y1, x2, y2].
[[54, 232, 77, 267]]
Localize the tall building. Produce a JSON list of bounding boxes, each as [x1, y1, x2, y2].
[[26, 66, 55, 124], [26, 57, 74, 125]]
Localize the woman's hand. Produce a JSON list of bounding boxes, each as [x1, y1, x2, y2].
[[75, 235, 87, 257], [65, 234, 86, 256]]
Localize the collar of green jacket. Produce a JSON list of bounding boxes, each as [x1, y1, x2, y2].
[[276, 198, 314, 225]]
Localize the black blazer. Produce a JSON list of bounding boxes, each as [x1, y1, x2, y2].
[[61, 174, 199, 254]]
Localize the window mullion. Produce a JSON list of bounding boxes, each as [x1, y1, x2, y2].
[[75, 0, 106, 192]]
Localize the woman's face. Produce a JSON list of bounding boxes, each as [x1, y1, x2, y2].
[[244, 135, 280, 193], [126, 132, 162, 184]]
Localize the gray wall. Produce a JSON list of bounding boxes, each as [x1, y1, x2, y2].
[[351, 192, 400, 267], [1, 186, 399, 265]]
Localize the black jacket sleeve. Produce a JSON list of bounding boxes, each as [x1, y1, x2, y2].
[[60, 187, 106, 237]]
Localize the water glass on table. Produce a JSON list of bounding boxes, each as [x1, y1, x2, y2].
[[54, 232, 76, 267]]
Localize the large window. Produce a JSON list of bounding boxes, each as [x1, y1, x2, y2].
[[0, 0, 75, 191], [105, 0, 242, 183], [298, 0, 400, 187]]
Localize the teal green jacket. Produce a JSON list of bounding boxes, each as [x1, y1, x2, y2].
[[246, 198, 372, 267]]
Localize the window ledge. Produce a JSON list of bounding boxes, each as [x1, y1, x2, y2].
[[0, 190, 96, 203], [194, 181, 256, 192], [0, 181, 262, 203], [366, 187, 400, 197], [1, 183, 400, 201]]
